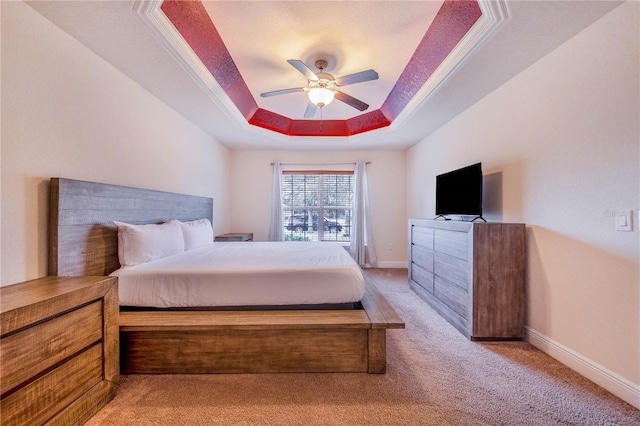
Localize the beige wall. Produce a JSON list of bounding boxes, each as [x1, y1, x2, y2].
[[407, 2, 639, 405], [1, 1, 230, 285], [229, 150, 407, 267]]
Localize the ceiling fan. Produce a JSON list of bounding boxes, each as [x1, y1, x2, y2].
[[260, 59, 379, 118]]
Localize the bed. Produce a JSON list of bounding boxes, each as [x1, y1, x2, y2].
[[49, 177, 404, 374], [113, 241, 366, 309]]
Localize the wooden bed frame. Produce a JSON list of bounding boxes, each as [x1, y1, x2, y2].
[[49, 177, 404, 374]]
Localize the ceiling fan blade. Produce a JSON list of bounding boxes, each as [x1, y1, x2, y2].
[[334, 69, 379, 86], [287, 59, 319, 81], [304, 102, 318, 118], [335, 91, 369, 111], [260, 87, 305, 98]]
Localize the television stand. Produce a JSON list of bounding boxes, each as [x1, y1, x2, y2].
[[433, 214, 451, 220], [408, 219, 525, 340]]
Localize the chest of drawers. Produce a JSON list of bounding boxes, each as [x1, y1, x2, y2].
[[409, 219, 526, 340], [0, 276, 119, 425]]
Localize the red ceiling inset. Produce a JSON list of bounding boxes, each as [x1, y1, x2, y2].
[[161, 0, 482, 137]]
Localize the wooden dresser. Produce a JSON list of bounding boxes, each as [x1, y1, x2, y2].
[[0, 276, 119, 425], [408, 218, 526, 340]]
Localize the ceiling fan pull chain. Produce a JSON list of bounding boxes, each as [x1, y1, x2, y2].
[[320, 106, 324, 132]]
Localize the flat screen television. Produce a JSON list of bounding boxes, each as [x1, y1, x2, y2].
[[435, 163, 483, 219]]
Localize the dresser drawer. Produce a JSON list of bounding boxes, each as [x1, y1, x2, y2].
[[1, 343, 103, 426], [411, 244, 433, 272], [434, 275, 468, 319], [434, 252, 469, 291], [434, 229, 469, 261], [411, 262, 434, 293], [411, 226, 434, 249], [1, 301, 103, 395]]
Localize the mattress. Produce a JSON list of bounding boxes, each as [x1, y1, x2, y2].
[[110, 241, 365, 308]]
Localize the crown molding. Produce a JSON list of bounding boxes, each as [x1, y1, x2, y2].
[[132, 1, 250, 129], [390, 0, 510, 130]]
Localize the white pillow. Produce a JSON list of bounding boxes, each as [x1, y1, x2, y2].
[[179, 218, 214, 250], [114, 219, 185, 267]]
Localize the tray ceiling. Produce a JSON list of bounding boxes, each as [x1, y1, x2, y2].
[[26, 0, 623, 150]]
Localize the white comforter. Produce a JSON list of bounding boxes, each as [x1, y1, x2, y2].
[[111, 241, 365, 308]]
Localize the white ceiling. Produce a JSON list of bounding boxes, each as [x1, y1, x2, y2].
[[26, 1, 622, 151]]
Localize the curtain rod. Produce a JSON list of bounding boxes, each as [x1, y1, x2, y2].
[[270, 162, 370, 166]]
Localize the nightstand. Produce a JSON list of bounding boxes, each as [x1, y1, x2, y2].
[[0, 276, 119, 425], [215, 232, 253, 242]]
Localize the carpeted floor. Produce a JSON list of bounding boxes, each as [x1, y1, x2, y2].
[[86, 269, 640, 425]]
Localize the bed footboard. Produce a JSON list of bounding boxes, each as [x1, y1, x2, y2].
[[119, 276, 404, 374], [120, 310, 371, 373]]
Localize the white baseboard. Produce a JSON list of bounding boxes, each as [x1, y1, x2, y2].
[[526, 327, 640, 409], [374, 261, 408, 268]]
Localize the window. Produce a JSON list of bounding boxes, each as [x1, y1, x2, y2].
[[281, 171, 353, 242]]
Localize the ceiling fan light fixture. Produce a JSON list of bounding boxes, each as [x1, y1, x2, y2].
[[261, 59, 377, 116], [308, 87, 335, 107]]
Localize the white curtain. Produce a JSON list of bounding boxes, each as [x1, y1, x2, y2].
[[267, 162, 284, 241], [350, 160, 377, 267]]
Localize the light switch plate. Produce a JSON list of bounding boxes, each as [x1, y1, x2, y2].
[[615, 210, 633, 231]]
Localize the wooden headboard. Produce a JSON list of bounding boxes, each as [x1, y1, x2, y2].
[[49, 178, 213, 276]]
